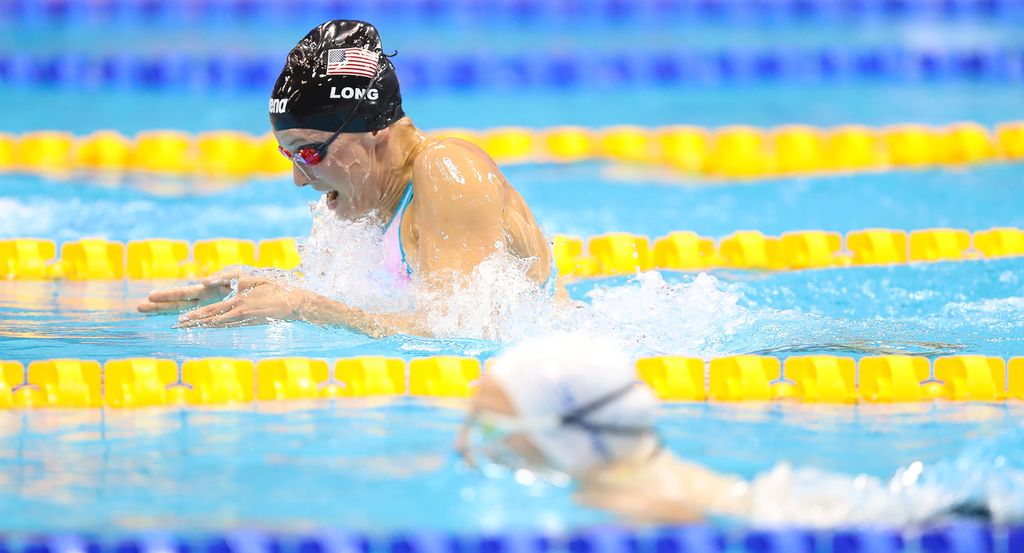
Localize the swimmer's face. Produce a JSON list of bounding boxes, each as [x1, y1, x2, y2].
[[274, 128, 386, 219], [456, 374, 549, 470]]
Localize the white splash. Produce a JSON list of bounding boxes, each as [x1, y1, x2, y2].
[[297, 200, 413, 311], [290, 198, 753, 355]]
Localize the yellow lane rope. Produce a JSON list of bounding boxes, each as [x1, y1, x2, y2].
[[2, 227, 1022, 280], [0, 354, 1020, 408], [3, 121, 1023, 180]]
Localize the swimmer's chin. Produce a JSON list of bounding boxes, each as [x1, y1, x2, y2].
[[325, 190, 339, 210]]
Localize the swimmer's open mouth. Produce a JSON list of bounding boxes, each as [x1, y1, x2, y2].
[[326, 190, 339, 210]]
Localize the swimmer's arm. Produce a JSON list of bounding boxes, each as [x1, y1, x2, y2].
[[295, 293, 429, 338], [169, 276, 430, 337], [411, 140, 507, 278], [575, 488, 705, 524]]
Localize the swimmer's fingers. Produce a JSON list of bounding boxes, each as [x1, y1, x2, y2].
[[145, 283, 211, 304], [137, 299, 200, 314], [175, 304, 268, 329], [174, 296, 242, 327]]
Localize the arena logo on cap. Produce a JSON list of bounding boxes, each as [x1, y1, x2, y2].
[[330, 86, 379, 100], [269, 98, 289, 114]]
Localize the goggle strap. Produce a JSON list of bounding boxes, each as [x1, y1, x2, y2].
[[560, 381, 640, 426]]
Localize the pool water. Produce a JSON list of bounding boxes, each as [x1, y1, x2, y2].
[[2, 401, 1022, 532], [2, 4, 1024, 536]]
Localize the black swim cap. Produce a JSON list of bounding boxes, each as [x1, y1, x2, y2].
[[269, 20, 404, 134]]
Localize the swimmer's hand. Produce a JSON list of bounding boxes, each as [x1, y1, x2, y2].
[[140, 270, 427, 336], [136, 269, 248, 314], [172, 275, 310, 328]]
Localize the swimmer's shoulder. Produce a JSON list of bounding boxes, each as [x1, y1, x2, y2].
[[412, 138, 506, 196], [413, 138, 501, 175]]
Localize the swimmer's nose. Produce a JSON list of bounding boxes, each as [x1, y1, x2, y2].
[[292, 166, 312, 187]]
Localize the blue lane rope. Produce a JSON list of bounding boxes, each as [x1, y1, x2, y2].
[[1, 0, 1023, 24], [0, 523, 1018, 553], [0, 47, 1021, 91]]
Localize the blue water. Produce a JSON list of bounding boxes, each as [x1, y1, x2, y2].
[[2, 2, 1024, 536]]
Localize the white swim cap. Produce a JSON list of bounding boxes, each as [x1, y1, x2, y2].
[[488, 333, 659, 477]]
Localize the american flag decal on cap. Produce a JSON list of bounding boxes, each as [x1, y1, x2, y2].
[[325, 48, 379, 78]]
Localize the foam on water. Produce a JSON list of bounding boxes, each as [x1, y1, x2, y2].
[[750, 420, 1024, 527]]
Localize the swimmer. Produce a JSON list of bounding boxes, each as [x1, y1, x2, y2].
[[457, 333, 995, 527], [137, 20, 560, 336]]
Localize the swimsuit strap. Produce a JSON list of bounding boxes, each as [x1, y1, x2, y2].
[[383, 183, 414, 280]]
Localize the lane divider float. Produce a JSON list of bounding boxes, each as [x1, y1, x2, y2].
[[0, 354, 1021, 408], [4, 0, 1021, 24], [2, 227, 1022, 280], [3, 47, 1024, 91], [7, 524, 1020, 553], [3, 122, 1024, 181]]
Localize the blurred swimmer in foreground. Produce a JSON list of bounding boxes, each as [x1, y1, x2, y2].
[[457, 333, 1000, 527], [137, 20, 560, 336]]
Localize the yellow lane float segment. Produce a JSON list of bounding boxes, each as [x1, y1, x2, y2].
[[785, 356, 856, 403], [16, 131, 75, 172], [934, 356, 1006, 401], [825, 125, 883, 170], [846, 229, 908, 265], [193, 239, 256, 276], [1010, 358, 1024, 400], [705, 126, 770, 178], [718, 231, 782, 270], [60, 238, 125, 279], [708, 356, 781, 401], [27, 359, 102, 407], [909, 229, 972, 262], [973, 227, 1024, 258], [0, 361, 24, 408], [256, 358, 330, 401], [481, 127, 536, 162], [996, 121, 1024, 160], [588, 233, 653, 275], [653, 231, 716, 270], [126, 239, 189, 279], [73, 131, 132, 170], [335, 357, 406, 396], [552, 235, 585, 275], [0, 239, 57, 279], [656, 126, 708, 172], [180, 358, 256, 404], [542, 126, 595, 161], [598, 126, 653, 163], [132, 131, 194, 173], [858, 356, 930, 402], [254, 133, 293, 174], [636, 356, 706, 401], [257, 238, 301, 270], [882, 125, 941, 167], [0, 133, 14, 170], [772, 126, 826, 174], [104, 358, 179, 408], [779, 231, 842, 269], [409, 356, 481, 397], [940, 123, 994, 164], [196, 132, 259, 177]]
